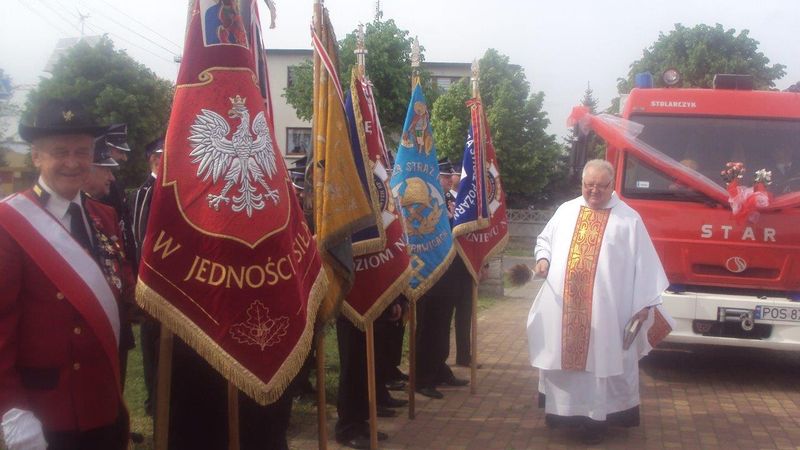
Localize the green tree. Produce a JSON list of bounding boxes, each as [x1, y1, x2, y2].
[[483, 50, 562, 204], [283, 14, 435, 148], [431, 49, 561, 205], [618, 23, 786, 92], [430, 78, 471, 163], [24, 36, 174, 188], [580, 82, 599, 114], [282, 59, 314, 122]]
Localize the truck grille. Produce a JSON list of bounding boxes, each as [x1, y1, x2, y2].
[[692, 264, 780, 279]]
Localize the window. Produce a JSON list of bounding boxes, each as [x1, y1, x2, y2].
[[287, 128, 312, 155], [623, 115, 800, 198], [287, 66, 298, 88], [435, 77, 452, 92]]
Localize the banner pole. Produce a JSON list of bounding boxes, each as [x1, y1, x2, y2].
[[408, 301, 416, 419], [470, 280, 478, 394], [315, 330, 329, 450], [366, 321, 379, 449], [227, 383, 240, 450], [154, 327, 174, 450]]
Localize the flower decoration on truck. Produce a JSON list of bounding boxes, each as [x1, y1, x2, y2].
[[721, 162, 772, 224]]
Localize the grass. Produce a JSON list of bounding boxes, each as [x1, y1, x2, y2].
[[1, 296, 503, 450], [502, 246, 532, 257]]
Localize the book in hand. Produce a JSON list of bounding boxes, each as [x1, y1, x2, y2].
[[622, 315, 644, 350]]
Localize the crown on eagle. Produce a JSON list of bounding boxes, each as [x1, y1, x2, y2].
[[229, 95, 246, 107]]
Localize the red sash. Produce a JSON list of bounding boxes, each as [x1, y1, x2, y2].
[[0, 192, 121, 385]]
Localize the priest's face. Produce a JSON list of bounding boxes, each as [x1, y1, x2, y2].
[[582, 167, 613, 209]]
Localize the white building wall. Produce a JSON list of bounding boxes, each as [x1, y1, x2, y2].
[[265, 49, 470, 163], [266, 49, 312, 162]]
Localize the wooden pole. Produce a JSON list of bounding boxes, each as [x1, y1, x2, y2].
[[312, 3, 328, 447], [470, 280, 478, 394], [408, 38, 420, 421], [365, 322, 379, 449], [227, 383, 240, 450], [315, 331, 329, 450], [408, 301, 416, 419], [154, 327, 174, 450]]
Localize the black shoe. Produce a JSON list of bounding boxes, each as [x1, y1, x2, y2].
[[336, 435, 370, 449], [386, 379, 406, 391], [389, 368, 409, 381], [455, 362, 482, 369], [439, 376, 469, 387], [378, 396, 408, 408], [130, 432, 144, 444], [416, 386, 444, 399], [336, 429, 388, 449], [353, 425, 388, 441], [579, 425, 605, 445]]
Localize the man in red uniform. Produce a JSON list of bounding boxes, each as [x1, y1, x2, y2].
[[0, 99, 129, 450]]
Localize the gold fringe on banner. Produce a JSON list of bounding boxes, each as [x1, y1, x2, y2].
[[350, 69, 389, 257], [135, 268, 327, 406], [404, 245, 456, 303], [342, 265, 413, 331], [456, 233, 509, 282]]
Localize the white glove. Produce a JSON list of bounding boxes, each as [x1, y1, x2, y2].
[[2, 408, 47, 450]]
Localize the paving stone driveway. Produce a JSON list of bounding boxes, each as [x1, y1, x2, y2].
[[290, 279, 800, 449]]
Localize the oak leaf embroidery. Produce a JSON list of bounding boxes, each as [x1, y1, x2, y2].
[[230, 301, 289, 351]]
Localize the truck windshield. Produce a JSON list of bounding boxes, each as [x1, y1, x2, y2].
[[623, 115, 800, 200]]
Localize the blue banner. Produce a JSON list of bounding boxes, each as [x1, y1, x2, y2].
[[453, 125, 489, 233], [389, 84, 454, 300]]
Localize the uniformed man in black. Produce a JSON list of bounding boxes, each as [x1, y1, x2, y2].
[[127, 137, 163, 416], [414, 160, 469, 400], [101, 124, 136, 268]]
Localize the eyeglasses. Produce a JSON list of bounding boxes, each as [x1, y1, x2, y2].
[[582, 180, 612, 191]]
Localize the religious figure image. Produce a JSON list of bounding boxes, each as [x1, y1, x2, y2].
[[203, 0, 248, 46], [401, 101, 433, 155]]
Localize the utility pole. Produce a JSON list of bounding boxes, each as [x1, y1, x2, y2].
[[77, 10, 90, 39]]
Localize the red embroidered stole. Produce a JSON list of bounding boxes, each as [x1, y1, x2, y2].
[[561, 206, 610, 371]]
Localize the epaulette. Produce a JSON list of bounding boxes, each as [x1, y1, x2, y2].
[[32, 182, 50, 205]]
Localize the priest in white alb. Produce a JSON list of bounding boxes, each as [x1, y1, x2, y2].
[[526, 159, 674, 444]]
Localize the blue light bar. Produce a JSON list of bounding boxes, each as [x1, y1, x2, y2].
[[635, 72, 654, 89]]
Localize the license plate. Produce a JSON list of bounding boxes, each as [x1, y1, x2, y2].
[[754, 305, 800, 322]]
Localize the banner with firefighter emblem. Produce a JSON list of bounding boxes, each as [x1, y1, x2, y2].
[[136, 0, 325, 405], [343, 69, 412, 328], [453, 99, 508, 279], [390, 83, 454, 301]]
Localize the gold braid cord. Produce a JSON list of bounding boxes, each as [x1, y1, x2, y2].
[[561, 206, 610, 371]]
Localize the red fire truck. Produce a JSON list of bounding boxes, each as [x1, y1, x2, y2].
[[573, 73, 800, 349]]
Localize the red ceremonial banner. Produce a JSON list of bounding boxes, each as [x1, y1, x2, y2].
[[456, 99, 509, 280], [136, 0, 325, 405], [343, 70, 412, 329]]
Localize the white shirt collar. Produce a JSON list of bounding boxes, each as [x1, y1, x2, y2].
[[579, 191, 620, 210], [38, 176, 83, 222], [151, 172, 158, 180]]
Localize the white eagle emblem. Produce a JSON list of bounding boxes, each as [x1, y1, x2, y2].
[[188, 95, 280, 217]]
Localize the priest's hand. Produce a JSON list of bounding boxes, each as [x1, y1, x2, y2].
[[632, 307, 650, 324], [534, 258, 549, 277]]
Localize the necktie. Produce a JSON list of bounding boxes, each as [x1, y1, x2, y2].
[[68, 202, 92, 251]]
